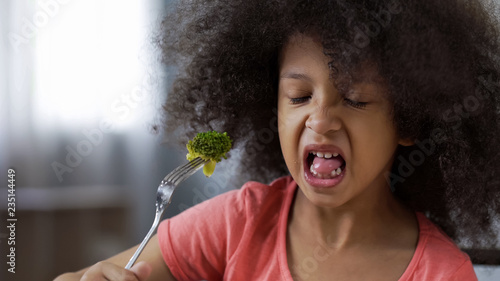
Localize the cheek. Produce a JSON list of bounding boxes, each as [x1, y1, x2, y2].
[[278, 112, 303, 168], [277, 112, 287, 144], [278, 109, 304, 144], [349, 115, 399, 167], [278, 114, 292, 151], [277, 104, 295, 138]]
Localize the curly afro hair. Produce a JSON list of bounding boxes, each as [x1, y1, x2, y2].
[[156, 0, 500, 262]]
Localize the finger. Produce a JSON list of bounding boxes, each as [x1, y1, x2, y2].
[[130, 261, 153, 281], [101, 262, 139, 281], [82, 261, 138, 281], [80, 262, 109, 281]]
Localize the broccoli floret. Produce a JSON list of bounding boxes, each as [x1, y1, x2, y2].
[[186, 131, 232, 177]]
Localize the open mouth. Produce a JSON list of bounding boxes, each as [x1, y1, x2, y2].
[[306, 151, 346, 179]]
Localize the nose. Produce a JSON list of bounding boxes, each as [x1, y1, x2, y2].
[[305, 105, 342, 135]]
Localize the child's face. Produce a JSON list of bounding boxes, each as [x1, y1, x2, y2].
[[278, 34, 406, 208]]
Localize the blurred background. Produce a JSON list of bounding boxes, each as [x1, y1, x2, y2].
[[0, 0, 238, 280], [0, 0, 499, 280]]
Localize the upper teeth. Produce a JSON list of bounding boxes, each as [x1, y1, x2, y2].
[[311, 151, 339, 158]]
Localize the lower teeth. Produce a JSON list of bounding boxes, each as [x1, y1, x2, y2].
[[310, 164, 342, 179]]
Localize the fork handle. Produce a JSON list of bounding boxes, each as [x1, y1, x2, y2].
[[125, 208, 165, 269]]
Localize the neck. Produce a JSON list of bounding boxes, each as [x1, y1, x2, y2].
[[289, 183, 415, 249]]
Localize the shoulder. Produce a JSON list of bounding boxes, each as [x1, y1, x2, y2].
[[417, 213, 469, 262], [156, 176, 295, 280], [402, 213, 477, 280], [162, 175, 295, 230], [238, 176, 294, 207], [213, 175, 294, 221], [188, 175, 296, 241]]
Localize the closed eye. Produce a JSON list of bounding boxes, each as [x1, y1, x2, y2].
[[344, 98, 368, 109], [290, 96, 311, 105]]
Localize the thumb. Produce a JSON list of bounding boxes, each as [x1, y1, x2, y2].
[[130, 261, 153, 281]]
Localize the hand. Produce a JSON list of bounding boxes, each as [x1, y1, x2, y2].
[[80, 261, 152, 281], [54, 235, 172, 281]]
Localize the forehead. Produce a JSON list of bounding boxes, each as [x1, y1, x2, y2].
[[279, 33, 387, 88], [279, 33, 332, 85], [279, 34, 328, 71]]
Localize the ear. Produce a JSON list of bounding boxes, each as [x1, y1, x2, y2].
[[398, 138, 415, 146]]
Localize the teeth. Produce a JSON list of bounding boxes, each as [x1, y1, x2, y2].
[[310, 164, 317, 176], [310, 151, 340, 158], [310, 164, 343, 178]]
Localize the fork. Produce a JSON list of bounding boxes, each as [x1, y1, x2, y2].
[[125, 157, 207, 269]]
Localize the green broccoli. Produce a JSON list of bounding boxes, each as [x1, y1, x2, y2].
[[186, 131, 232, 177]]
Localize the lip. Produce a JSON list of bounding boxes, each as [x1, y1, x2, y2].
[[303, 144, 346, 188]]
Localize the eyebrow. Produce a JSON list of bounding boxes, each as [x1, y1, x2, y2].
[[279, 72, 313, 82]]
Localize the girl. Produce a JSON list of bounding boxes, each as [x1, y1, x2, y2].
[[56, 0, 500, 280]]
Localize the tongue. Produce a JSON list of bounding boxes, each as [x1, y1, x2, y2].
[[312, 156, 343, 174]]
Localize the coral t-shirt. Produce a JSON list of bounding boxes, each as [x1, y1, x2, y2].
[[157, 176, 477, 280]]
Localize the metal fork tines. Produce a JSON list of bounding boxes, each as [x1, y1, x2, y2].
[[125, 157, 207, 269]]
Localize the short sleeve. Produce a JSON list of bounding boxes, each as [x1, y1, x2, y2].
[[449, 260, 478, 281], [157, 188, 247, 281], [402, 213, 479, 281]]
